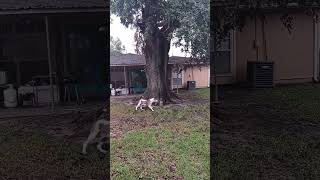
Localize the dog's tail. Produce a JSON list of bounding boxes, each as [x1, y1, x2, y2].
[[91, 119, 108, 132], [96, 119, 109, 126]]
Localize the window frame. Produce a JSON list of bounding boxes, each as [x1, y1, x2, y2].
[[172, 70, 183, 86], [211, 31, 234, 75]]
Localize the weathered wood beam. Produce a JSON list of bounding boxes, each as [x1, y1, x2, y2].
[[45, 15, 55, 111]]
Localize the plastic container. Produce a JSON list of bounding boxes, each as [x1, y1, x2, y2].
[[111, 88, 116, 96], [3, 84, 18, 108]]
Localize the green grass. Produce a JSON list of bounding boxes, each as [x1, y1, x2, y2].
[[194, 88, 210, 99], [111, 95, 210, 179], [257, 84, 320, 122], [111, 122, 209, 179], [0, 124, 108, 178], [215, 133, 320, 179], [215, 83, 320, 179], [178, 88, 210, 100]]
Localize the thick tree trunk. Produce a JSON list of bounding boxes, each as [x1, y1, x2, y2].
[[143, 33, 172, 104], [139, 0, 182, 104]]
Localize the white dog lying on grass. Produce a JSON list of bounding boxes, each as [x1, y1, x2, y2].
[[82, 109, 108, 155], [135, 97, 159, 111]]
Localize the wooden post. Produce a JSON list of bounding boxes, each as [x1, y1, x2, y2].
[[15, 58, 21, 86], [124, 66, 127, 95], [45, 16, 55, 112], [176, 71, 179, 94]]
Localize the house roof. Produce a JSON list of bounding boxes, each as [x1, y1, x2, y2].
[[0, 0, 107, 11], [110, 53, 194, 66], [111, 54, 146, 66], [212, 0, 320, 9]]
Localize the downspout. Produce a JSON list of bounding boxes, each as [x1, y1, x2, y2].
[[314, 17, 319, 82]]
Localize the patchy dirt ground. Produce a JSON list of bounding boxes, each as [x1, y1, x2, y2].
[[110, 89, 210, 179], [110, 90, 209, 139], [0, 110, 105, 144], [213, 85, 320, 179], [0, 105, 108, 179]]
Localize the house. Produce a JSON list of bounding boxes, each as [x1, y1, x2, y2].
[[0, 0, 107, 105], [110, 54, 210, 94], [213, 2, 320, 85]]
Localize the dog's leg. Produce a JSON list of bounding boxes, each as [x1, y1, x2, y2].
[[82, 130, 99, 154], [147, 100, 154, 111], [148, 105, 154, 111], [135, 100, 141, 111], [97, 141, 107, 154]]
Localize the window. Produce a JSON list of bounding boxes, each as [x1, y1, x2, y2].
[[211, 32, 232, 74], [172, 71, 182, 86]]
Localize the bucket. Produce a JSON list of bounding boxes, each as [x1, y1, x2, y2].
[[111, 88, 116, 96], [3, 84, 18, 108]]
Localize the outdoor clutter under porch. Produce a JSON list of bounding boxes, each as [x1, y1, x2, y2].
[[0, 12, 107, 110]]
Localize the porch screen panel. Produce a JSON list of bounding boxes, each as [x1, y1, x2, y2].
[[0, 62, 16, 83], [13, 36, 47, 59], [20, 61, 49, 84], [110, 67, 125, 88]]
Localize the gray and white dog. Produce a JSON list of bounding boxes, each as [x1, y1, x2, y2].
[[135, 97, 159, 111], [82, 108, 108, 154]]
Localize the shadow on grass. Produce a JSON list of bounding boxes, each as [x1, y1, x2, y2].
[[213, 83, 320, 179], [0, 125, 108, 179]]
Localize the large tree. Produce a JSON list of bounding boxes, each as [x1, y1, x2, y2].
[[111, 0, 209, 103]]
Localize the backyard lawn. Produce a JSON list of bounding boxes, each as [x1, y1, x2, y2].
[[110, 89, 210, 179], [0, 113, 108, 179], [213, 83, 320, 179], [1, 84, 318, 179]]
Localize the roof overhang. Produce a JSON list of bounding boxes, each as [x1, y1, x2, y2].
[[110, 64, 145, 67], [110, 63, 210, 67], [0, 8, 108, 15]]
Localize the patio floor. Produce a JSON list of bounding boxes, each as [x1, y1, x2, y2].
[[0, 101, 106, 119]]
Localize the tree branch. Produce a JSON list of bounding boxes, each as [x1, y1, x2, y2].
[[137, 20, 145, 33], [160, 18, 180, 35], [157, 20, 168, 27]]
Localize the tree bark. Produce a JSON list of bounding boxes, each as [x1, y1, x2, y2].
[[139, 0, 180, 104], [143, 32, 172, 104]]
